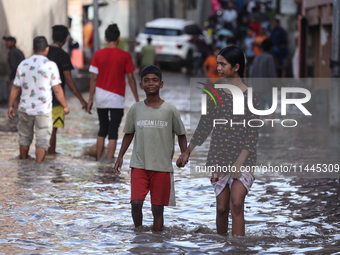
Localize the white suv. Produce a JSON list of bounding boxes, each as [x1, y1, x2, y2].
[[134, 18, 204, 68]]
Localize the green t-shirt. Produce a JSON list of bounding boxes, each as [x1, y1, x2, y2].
[[124, 101, 186, 172], [141, 45, 157, 68]]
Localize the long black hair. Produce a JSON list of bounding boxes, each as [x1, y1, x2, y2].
[[218, 45, 245, 78]]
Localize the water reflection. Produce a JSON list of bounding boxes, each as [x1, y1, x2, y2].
[[1, 74, 340, 253], [4, 156, 340, 253], [1, 153, 340, 253]]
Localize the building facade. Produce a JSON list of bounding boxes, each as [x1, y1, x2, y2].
[[0, 0, 68, 102]]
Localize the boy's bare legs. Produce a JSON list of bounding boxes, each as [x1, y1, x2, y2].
[[96, 138, 117, 160], [19, 146, 45, 162], [216, 185, 230, 235], [152, 204, 164, 232], [131, 200, 143, 228], [96, 136, 105, 161], [35, 147, 46, 162], [230, 180, 247, 236], [106, 139, 117, 159], [19, 145, 29, 160], [48, 128, 57, 154]]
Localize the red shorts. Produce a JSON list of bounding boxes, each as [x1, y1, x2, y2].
[[131, 168, 170, 206]]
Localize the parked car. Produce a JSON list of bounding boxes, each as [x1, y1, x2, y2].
[[135, 18, 206, 68]]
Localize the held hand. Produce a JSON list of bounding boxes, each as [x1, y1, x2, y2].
[[176, 156, 183, 168], [177, 152, 189, 167], [87, 100, 93, 114], [182, 152, 189, 165], [63, 106, 70, 115], [81, 100, 88, 112], [114, 157, 123, 175], [8, 107, 15, 120]]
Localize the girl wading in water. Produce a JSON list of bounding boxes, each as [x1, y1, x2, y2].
[[179, 46, 260, 236]]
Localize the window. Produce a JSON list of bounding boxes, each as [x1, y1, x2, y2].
[[144, 28, 182, 36]]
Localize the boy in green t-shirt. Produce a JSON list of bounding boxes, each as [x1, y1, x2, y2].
[[114, 65, 187, 232]]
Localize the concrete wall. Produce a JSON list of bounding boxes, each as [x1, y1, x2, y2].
[[0, 0, 68, 66], [97, 0, 130, 43], [304, 1, 333, 78], [0, 1, 9, 76], [297, 0, 333, 117], [0, 0, 68, 103]]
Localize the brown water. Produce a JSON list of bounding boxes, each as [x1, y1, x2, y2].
[[1, 72, 340, 254]]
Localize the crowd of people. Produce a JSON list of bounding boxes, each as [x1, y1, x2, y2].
[[3, 1, 284, 236], [5, 24, 139, 164], [202, 0, 289, 79]]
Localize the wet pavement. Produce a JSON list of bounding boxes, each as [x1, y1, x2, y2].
[[0, 71, 340, 254]]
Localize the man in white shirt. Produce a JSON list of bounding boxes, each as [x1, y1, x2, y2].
[[8, 36, 70, 162], [222, 2, 238, 31]]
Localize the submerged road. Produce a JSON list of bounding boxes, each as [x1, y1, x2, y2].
[[0, 71, 340, 254]]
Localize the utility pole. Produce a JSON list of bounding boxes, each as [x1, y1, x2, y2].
[[331, 0, 340, 79], [196, 0, 211, 27], [93, 0, 100, 52], [330, 0, 340, 129], [329, 0, 340, 180], [330, 0, 340, 130]]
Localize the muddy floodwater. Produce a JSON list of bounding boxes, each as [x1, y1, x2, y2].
[[1, 72, 340, 254]]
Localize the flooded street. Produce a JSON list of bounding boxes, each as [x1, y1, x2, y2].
[[1, 71, 340, 254]]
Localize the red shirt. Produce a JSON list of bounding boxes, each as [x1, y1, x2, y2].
[[250, 22, 260, 36], [90, 47, 135, 97]]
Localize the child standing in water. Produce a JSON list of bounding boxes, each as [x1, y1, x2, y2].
[[179, 46, 260, 236], [114, 65, 187, 232]]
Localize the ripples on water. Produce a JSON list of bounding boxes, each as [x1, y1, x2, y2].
[[1, 154, 340, 254], [1, 77, 340, 253]]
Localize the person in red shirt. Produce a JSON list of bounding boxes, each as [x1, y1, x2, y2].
[[88, 24, 139, 161], [249, 16, 260, 36]]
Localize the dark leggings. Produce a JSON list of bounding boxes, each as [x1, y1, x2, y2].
[[97, 108, 124, 140]]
